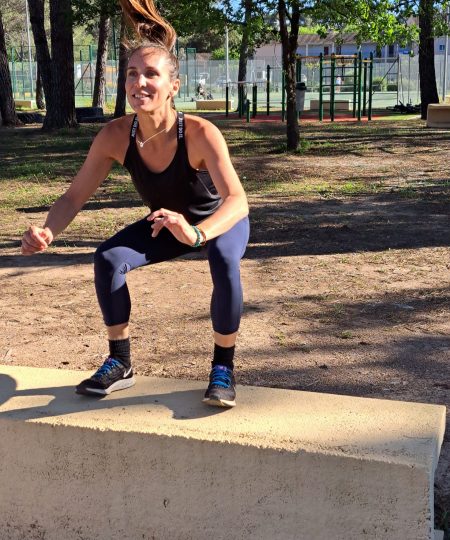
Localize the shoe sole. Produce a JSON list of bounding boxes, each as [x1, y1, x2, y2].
[[76, 376, 136, 396], [202, 396, 236, 408]]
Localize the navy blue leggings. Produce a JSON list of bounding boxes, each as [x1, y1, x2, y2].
[[94, 217, 250, 335]]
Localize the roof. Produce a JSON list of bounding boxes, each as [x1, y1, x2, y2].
[[298, 32, 376, 45]]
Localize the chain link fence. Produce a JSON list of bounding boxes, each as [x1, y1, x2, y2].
[[7, 46, 450, 111]]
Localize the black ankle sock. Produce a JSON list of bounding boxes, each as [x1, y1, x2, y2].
[[109, 338, 131, 368], [212, 344, 235, 370]]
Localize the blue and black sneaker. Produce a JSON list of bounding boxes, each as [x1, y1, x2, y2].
[[76, 357, 135, 396], [203, 365, 236, 408]]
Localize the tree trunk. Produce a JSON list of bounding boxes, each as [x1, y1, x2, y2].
[[28, 0, 52, 108], [36, 64, 45, 109], [114, 14, 127, 118], [0, 9, 21, 126], [237, 0, 253, 112], [278, 0, 300, 150], [43, 0, 77, 130], [92, 11, 111, 108], [419, 0, 439, 119]]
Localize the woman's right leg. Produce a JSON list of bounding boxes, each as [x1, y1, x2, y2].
[[76, 217, 192, 396]]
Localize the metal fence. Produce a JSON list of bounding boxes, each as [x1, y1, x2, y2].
[[7, 46, 450, 111]]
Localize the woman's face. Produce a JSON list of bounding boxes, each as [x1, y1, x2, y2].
[[125, 49, 180, 113]]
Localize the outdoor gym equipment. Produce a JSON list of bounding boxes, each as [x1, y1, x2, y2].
[[294, 52, 374, 121], [220, 53, 374, 122]]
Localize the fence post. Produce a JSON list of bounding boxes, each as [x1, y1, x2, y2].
[[281, 70, 286, 122], [352, 54, 358, 118], [330, 54, 336, 122], [357, 52, 363, 121], [252, 84, 257, 117], [226, 85, 229, 117], [11, 47, 16, 96], [368, 52, 374, 121], [246, 99, 251, 122], [88, 45, 94, 97], [238, 83, 243, 118], [80, 50, 85, 97], [266, 65, 270, 115], [363, 58, 368, 116], [319, 53, 324, 121]]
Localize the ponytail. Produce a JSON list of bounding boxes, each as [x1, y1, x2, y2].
[[119, 0, 179, 83], [119, 0, 177, 52]]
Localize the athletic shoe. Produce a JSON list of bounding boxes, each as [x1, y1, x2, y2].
[[75, 357, 135, 396], [203, 365, 236, 408]]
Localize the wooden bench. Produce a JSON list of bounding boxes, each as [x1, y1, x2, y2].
[[427, 103, 450, 128], [195, 99, 233, 110]]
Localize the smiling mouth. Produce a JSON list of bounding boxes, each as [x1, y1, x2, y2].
[[133, 93, 152, 99]]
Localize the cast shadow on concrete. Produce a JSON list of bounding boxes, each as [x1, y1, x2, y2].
[[0, 374, 227, 422]]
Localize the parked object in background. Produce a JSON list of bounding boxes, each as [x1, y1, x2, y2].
[[75, 106, 105, 123], [386, 101, 421, 114]]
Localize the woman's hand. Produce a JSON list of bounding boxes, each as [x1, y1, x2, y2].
[[21, 226, 54, 256], [147, 209, 197, 246]]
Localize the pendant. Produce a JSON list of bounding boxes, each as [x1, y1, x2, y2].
[[139, 141, 144, 148]]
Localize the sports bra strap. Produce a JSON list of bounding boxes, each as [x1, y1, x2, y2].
[[177, 111, 184, 141], [130, 115, 138, 140], [129, 112, 184, 141]]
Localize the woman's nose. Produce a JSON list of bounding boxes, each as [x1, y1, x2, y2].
[[137, 74, 146, 86]]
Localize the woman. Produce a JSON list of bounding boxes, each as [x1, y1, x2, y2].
[[21, 0, 249, 408]]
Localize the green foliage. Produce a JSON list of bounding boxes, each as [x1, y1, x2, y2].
[[210, 47, 240, 60], [312, 1, 419, 47]]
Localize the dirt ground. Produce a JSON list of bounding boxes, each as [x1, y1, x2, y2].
[[1, 118, 449, 532]]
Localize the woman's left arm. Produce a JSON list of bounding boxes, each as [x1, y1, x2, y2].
[[149, 119, 248, 245], [189, 120, 249, 240]]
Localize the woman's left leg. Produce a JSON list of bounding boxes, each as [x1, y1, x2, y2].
[[203, 217, 250, 407]]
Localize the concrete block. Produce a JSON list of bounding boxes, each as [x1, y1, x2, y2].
[[434, 530, 444, 540], [427, 103, 450, 128], [195, 99, 233, 110], [310, 99, 350, 111], [14, 99, 35, 108], [0, 365, 446, 540]]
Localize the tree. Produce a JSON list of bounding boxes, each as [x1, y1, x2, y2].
[[92, 8, 111, 108], [42, 0, 76, 129], [35, 65, 45, 109], [114, 13, 127, 119], [72, 0, 122, 109], [234, 1, 277, 110], [0, 8, 21, 126], [278, 0, 301, 149], [418, 0, 440, 118], [27, 0, 52, 110], [28, 0, 77, 129]]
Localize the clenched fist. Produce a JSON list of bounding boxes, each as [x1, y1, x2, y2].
[[21, 225, 54, 255]]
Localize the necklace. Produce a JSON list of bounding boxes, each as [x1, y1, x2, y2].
[[136, 126, 169, 148]]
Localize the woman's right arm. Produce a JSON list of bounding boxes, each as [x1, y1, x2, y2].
[[21, 121, 126, 256]]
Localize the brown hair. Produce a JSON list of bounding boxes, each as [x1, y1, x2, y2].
[[119, 0, 179, 81]]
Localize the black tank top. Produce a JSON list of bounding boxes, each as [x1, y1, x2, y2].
[[123, 112, 222, 224]]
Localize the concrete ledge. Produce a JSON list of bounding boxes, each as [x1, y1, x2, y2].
[[310, 99, 350, 111], [427, 103, 450, 127], [15, 99, 35, 108], [196, 99, 233, 110], [0, 365, 445, 540]]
